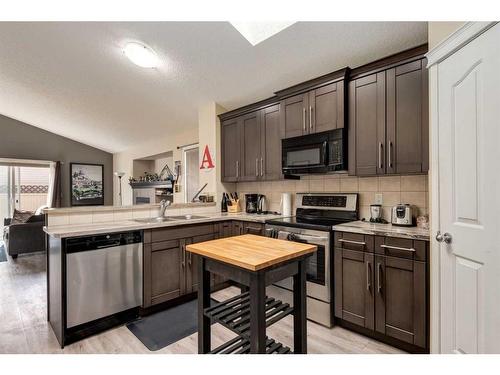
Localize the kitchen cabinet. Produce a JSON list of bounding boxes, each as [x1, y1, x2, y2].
[[386, 59, 429, 174], [221, 117, 241, 182], [334, 248, 375, 330], [348, 53, 428, 176], [220, 101, 282, 183], [281, 93, 308, 138], [243, 222, 265, 236], [374, 255, 426, 348], [143, 223, 219, 307], [348, 72, 386, 176], [280, 76, 347, 139], [232, 220, 245, 235], [240, 111, 262, 181], [260, 104, 282, 180], [334, 230, 429, 352]]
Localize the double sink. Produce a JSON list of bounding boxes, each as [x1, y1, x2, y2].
[[132, 214, 209, 224]]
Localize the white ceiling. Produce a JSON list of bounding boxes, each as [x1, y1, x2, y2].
[[0, 22, 427, 153]]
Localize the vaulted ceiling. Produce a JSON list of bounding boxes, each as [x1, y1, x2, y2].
[[0, 22, 427, 153]]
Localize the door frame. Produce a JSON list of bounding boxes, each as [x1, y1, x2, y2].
[[426, 21, 497, 354]]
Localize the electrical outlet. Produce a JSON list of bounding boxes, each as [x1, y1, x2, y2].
[[374, 193, 383, 205], [175, 184, 181, 193]]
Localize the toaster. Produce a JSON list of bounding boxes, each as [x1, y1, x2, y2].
[[391, 204, 415, 226]]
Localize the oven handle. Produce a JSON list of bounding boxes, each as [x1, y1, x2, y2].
[[292, 234, 329, 242]]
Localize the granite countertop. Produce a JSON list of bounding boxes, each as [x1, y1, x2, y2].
[[44, 212, 282, 239], [332, 220, 430, 241]]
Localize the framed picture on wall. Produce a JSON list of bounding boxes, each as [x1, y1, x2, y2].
[[70, 163, 104, 206]]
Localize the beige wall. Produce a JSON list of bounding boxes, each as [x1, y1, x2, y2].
[[113, 127, 198, 206], [237, 174, 428, 221], [428, 22, 466, 49]]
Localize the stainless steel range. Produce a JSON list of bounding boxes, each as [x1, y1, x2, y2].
[[265, 192, 358, 327]]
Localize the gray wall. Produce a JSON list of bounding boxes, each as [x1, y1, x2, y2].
[[0, 114, 113, 207]]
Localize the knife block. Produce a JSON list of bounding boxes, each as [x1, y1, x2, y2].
[[227, 199, 242, 213]]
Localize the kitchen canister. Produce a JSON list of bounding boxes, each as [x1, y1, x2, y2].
[[280, 192, 292, 217]]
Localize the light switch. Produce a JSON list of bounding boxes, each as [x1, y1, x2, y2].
[[375, 193, 383, 205]]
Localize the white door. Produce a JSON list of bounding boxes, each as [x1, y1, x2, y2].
[[436, 24, 500, 353]]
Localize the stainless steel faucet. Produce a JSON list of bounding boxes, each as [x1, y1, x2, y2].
[[158, 199, 171, 217]]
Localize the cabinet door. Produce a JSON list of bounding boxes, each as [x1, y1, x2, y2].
[[186, 233, 217, 294], [281, 93, 308, 138], [240, 111, 261, 181], [243, 222, 264, 236], [375, 255, 427, 348], [386, 59, 429, 174], [221, 118, 241, 182], [309, 81, 344, 133], [144, 239, 183, 307], [232, 221, 244, 236], [218, 221, 233, 238], [348, 72, 386, 176], [334, 248, 375, 330], [260, 104, 282, 180]]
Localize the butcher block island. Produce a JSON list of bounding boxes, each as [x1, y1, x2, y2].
[[186, 234, 317, 354]]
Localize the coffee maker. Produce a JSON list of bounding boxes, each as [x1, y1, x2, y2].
[[245, 194, 266, 214]]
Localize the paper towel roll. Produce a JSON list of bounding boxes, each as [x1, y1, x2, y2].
[[280, 193, 292, 217]]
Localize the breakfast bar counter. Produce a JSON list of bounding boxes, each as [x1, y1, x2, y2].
[[186, 234, 317, 354]]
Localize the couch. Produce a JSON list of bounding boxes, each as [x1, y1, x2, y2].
[[3, 214, 46, 258]]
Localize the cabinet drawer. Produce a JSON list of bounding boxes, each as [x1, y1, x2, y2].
[[335, 231, 374, 252], [243, 222, 264, 235], [151, 239, 179, 252], [375, 236, 427, 261], [151, 223, 217, 242]]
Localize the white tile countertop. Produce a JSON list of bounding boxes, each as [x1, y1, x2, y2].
[[44, 212, 282, 239], [332, 220, 430, 241]]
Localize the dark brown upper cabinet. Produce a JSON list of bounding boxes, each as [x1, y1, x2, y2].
[[221, 117, 241, 182], [386, 59, 429, 174], [260, 104, 282, 180], [348, 46, 429, 176], [220, 98, 282, 183], [240, 111, 262, 181], [348, 72, 386, 176], [277, 68, 348, 139]]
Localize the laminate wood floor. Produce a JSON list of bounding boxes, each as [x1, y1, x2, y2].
[[0, 252, 404, 354]]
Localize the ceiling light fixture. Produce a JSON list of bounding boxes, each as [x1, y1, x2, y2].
[[123, 42, 159, 68], [229, 21, 295, 46]]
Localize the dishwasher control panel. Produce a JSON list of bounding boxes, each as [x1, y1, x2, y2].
[[65, 231, 142, 253]]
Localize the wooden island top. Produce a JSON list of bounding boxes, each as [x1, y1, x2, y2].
[[186, 234, 317, 271]]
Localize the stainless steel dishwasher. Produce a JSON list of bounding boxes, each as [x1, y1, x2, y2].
[[65, 231, 143, 328]]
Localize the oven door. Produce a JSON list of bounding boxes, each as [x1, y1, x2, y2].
[[282, 139, 328, 173], [272, 229, 331, 303]]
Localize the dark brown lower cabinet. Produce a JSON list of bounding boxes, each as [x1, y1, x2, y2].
[[243, 222, 265, 235], [334, 232, 429, 352], [143, 239, 183, 308], [374, 255, 426, 348], [334, 248, 374, 330], [185, 233, 217, 294]]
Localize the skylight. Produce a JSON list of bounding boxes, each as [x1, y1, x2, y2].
[[230, 22, 295, 46]]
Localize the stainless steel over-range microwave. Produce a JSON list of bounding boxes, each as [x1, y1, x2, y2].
[[281, 128, 347, 176]]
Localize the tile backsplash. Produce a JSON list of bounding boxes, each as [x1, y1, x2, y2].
[[236, 173, 428, 222]]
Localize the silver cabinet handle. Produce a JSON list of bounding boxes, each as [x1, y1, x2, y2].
[[181, 245, 186, 268], [303, 108, 306, 131], [338, 239, 366, 246], [377, 263, 382, 293], [378, 143, 383, 169], [380, 244, 415, 252], [188, 251, 192, 266], [435, 231, 452, 244], [366, 261, 371, 291], [236, 161, 239, 179], [388, 141, 393, 169], [255, 158, 259, 177], [260, 157, 264, 177], [309, 105, 313, 131]]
